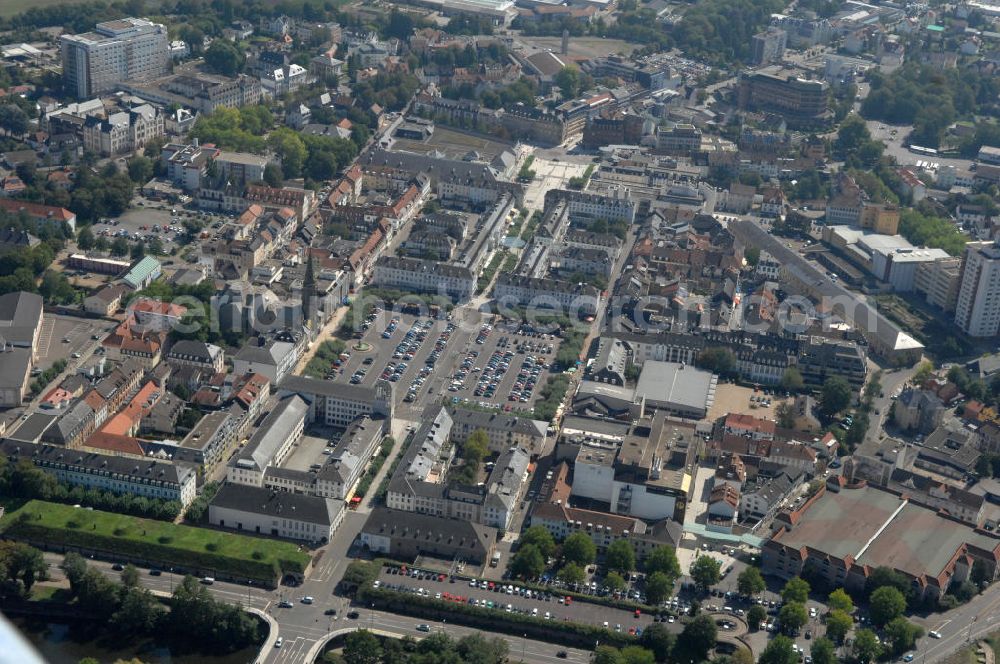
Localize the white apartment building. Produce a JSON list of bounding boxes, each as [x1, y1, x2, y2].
[[0, 440, 197, 507], [955, 241, 1000, 337], [227, 395, 306, 487], [373, 256, 475, 302], [61, 18, 169, 98], [915, 257, 962, 312]]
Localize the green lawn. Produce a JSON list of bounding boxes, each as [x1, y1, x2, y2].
[[0, 0, 90, 17], [2, 500, 310, 584]]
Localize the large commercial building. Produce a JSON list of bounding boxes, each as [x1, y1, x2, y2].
[[763, 478, 1000, 602], [209, 483, 344, 544], [738, 68, 830, 128], [955, 241, 1000, 337], [569, 411, 695, 522], [61, 18, 169, 98], [360, 507, 496, 565], [278, 375, 393, 426]]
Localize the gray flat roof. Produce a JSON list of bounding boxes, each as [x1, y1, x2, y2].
[[634, 360, 716, 412]]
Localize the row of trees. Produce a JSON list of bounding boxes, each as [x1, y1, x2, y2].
[[61, 553, 260, 653], [0, 456, 182, 521], [332, 629, 508, 664]]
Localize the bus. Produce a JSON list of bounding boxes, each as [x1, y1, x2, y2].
[[909, 145, 938, 157]]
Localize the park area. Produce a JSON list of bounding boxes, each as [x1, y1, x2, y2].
[[1, 500, 310, 585]]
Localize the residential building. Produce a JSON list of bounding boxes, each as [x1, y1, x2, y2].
[[372, 256, 475, 302], [894, 388, 946, 434], [84, 284, 127, 316], [0, 291, 44, 407], [955, 241, 1000, 337], [0, 199, 76, 233], [227, 395, 307, 487], [233, 337, 299, 384], [61, 18, 169, 98], [165, 340, 225, 374], [494, 274, 599, 315], [0, 440, 196, 507], [752, 27, 788, 65], [82, 104, 164, 156], [915, 257, 962, 312], [448, 407, 548, 456], [174, 410, 239, 469]]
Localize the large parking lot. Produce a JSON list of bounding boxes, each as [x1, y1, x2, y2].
[[443, 319, 561, 414], [329, 312, 474, 417], [35, 314, 116, 372], [376, 566, 673, 636]]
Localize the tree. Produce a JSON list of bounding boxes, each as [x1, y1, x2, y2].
[[869, 586, 906, 626], [62, 552, 88, 592], [456, 633, 508, 664], [594, 645, 622, 664], [747, 605, 767, 630], [557, 562, 585, 585], [696, 347, 737, 376], [640, 623, 676, 662], [775, 401, 796, 429], [781, 367, 805, 392], [759, 635, 797, 664], [884, 617, 924, 656], [644, 571, 672, 605], [745, 246, 761, 267], [344, 629, 382, 664], [268, 128, 308, 179], [778, 602, 808, 633], [820, 376, 852, 417], [866, 567, 911, 599], [912, 360, 934, 385], [464, 429, 490, 464], [781, 576, 810, 604], [643, 546, 681, 582], [0, 104, 29, 137], [605, 571, 626, 592], [824, 609, 853, 643], [385, 10, 415, 40], [853, 629, 882, 664], [204, 39, 245, 76], [520, 525, 557, 559], [675, 615, 717, 663], [263, 163, 284, 187], [690, 556, 721, 591], [112, 586, 163, 635], [111, 237, 129, 256], [605, 540, 636, 574], [561, 532, 596, 566], [810, 637, 837, 664], [555, 66, 582, 99], [827, 588, 854, 614], [619, 646, 655, 664], [120, 563, 140, 589], [77, 226, 95, 251], [510, 544, 545, 580], [127, 155, 154, 184], [737, 567, 766, 597], [971, 559, 991, 588]]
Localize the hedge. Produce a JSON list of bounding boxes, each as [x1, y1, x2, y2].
[[361, 586, 638, 649], [3, 500, 309, 584]]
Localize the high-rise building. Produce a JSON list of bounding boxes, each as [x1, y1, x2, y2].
[[61, 18, 169, 98], [752, 27, 787, 65], [955, 241, 1000, 337]]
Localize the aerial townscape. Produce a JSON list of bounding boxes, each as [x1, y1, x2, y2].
[[4, 0, 1000, 663]]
